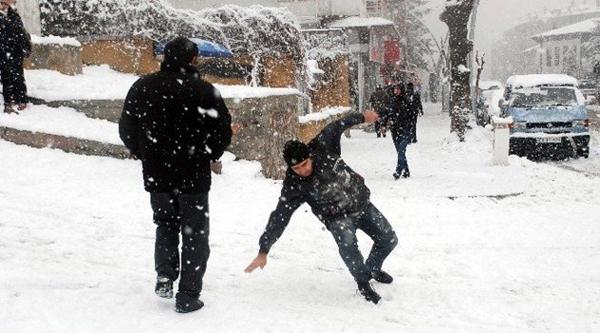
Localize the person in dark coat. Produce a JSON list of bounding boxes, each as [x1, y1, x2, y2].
[[368, 85, 389, 138], [0, 0, 31, 114], [244, 112, 398, 304], [381, 84, 413, 179], [405, 82, 423, 144], [119, 37, 232, 313]]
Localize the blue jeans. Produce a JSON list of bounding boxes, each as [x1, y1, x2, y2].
[[326, 203, 398, 283], [392, 129, 411, 175]]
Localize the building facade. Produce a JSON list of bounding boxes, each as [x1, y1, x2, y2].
[[532, 18, 600, 80], [492, 9, 600, 82]]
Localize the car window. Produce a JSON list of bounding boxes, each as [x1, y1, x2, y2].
[[510, 87, 578, 108]]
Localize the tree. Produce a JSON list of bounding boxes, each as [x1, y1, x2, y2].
[[440, 0, 476, 142]]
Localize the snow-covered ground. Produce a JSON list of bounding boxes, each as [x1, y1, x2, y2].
[[1, 104, 599, 332]]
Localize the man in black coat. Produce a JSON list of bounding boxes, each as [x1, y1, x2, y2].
[[0, 0, 31, 114], [244, 112, 398, 304], [119, 37, 232, 313], [381, 84, 413, 179], [405, 82, 423, 143]]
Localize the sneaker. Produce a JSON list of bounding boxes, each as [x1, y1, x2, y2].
[[357, 282, 381, 304], [371, 270, 393, 284], [402, 170, 410, 178], [175, 293, 204, 313], [393, 173, 400, 180], [3, 105, 18, 114], [155, 276, 173, 299]]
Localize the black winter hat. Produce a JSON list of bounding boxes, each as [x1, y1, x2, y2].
[[164, 37, 198, 66], [283, 140, 310, 166]]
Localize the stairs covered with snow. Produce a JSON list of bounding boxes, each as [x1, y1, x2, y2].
[[0, 105, 130, 159]]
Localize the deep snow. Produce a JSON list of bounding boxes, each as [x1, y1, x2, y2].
[[1, 104, 599, 332]]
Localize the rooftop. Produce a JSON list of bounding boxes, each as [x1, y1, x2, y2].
[[533, 17, 600, 39]]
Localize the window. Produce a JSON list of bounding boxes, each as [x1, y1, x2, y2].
[[546, 48, 552, 67], [554, 47, 560, 66]]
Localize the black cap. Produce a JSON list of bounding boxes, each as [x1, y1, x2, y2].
[[164, 37, 197, 66], [283, 140, 310, 166]]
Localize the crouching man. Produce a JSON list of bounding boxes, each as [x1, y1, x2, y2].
[[245, 112, 398, 304]]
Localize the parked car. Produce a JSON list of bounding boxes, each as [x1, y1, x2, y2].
[[578, 78, 597, 104], [500, 74, 590, 158], [475, 80, 504, 126]]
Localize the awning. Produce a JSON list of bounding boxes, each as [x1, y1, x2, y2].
[[155, 38, 233, 58]]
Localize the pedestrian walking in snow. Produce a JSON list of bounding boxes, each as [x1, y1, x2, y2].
[[119, 37, 232, 313], [244, 112, 398, 304], [368, 85, 390, 138], [0, 0, 31, 114], [405, 82, 423, 144], [382, 84, 413, 179]]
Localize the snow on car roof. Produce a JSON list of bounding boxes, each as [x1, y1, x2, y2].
[[506, 74, 578, 89], [479, 80, 503, 90]]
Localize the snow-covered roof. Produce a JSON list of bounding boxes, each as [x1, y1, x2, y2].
[[533, 17, 600, 39], [328, 16, 394, 28], [506, 74, 578, 89], [522, 45, 544, 54]]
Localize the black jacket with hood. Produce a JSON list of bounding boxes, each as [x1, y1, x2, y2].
[[119, 59, 232, 194], [258, 113, 371, 254]]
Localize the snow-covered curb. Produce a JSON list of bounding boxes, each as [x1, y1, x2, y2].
[[30, 34, 81, 47]]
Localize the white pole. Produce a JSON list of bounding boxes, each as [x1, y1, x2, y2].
[[492, 116, 512, 166]]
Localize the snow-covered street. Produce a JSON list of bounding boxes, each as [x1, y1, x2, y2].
[[1, 104, 599, 332]]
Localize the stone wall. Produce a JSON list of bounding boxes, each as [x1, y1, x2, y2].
[[80, 37, 160, 76], [24, 42, 82, 75], [262, 55, 298, 88], [30, 93, 306, 180], [310, 55, 351, 111], [226, 94, 304, 179]]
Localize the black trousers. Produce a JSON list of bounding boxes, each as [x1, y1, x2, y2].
[[0, 57, 27, 105], [150, 192, 210, 298]]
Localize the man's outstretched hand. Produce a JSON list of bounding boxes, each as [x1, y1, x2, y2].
[[363, 110, 380, 124], [244, 253, 268, 273]]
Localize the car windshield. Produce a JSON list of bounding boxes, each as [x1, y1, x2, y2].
[[510, 87, 578, 108]]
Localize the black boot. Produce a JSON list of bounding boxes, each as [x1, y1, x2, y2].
[[357, 282, 381, 304], [175, 292, 204, 313], [402, 170, 410, 178], [393, 173, 400, 180], [3, 105, 18, 114], [371, 270, 393, 284], [155, 276, 173, 299]]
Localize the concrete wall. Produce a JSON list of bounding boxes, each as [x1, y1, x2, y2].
[[226, 94, 303, 179], [24, 42, 82, 75], [16, 0, 41, 35], [80, 37, 160, 76]]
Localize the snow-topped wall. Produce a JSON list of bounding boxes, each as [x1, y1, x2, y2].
[[39, 1, 304, 61]]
